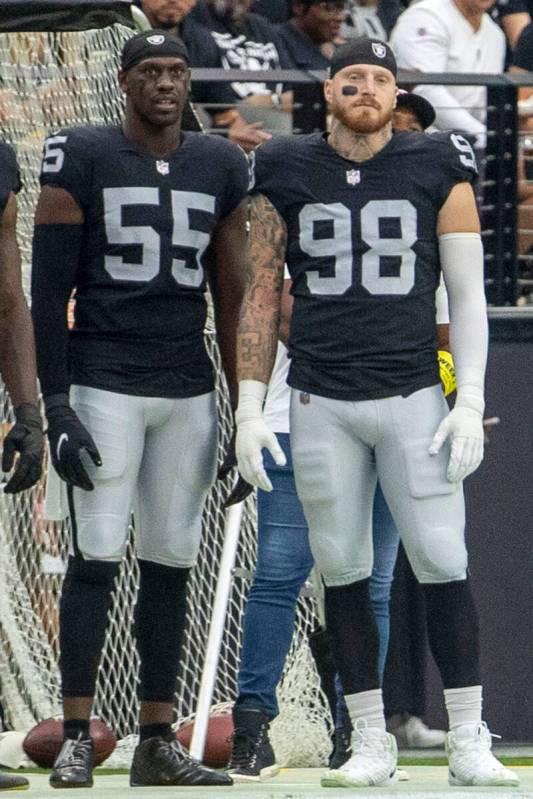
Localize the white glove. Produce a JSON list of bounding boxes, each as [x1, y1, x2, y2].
[[235, 380, 286, 492], [429, 387, 484, 483]]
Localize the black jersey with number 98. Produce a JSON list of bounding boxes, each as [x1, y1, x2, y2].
[[250, 129, 477, 401]]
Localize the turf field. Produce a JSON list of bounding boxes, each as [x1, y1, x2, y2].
[[10, 760, 533, 799]]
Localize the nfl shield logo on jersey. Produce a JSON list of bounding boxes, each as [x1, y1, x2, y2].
[[346, 169, 360, 186], [156, 160, 169, 175], [372, 42, 386, 59]]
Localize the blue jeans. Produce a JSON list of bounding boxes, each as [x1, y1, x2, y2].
[[236, 433, 400, 720]]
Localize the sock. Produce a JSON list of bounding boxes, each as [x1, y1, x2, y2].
[[59, 556, 119, 697], [63, 718, 90, 741], [139, 723, 173, 743], [344, 689, 386, 733], [422, 580, 480, 688], [324, 578, 380, 696], [444, 685, 482, 730], [134, 560, 190, 702]]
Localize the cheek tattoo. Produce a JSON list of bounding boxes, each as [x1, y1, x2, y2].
[[341, 85, 358, 96]]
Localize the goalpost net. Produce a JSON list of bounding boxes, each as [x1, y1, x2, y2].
[[0, 11, 332, 768]]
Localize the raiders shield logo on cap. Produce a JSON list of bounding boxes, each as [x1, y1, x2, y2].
[[372, 42, 386, 59], [147, 34, 165, 45]]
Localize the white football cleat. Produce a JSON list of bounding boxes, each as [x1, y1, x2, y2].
[[446, 722, 520, 787], [321, 720, 398, 788]]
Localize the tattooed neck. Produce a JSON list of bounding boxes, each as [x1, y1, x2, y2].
[[328, 121, 393, 162]]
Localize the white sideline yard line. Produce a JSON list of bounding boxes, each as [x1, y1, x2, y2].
[[21, 768, 533, 799]]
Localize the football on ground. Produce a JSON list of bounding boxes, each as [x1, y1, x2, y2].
[[176, 710, 234, 768], [23, 717, 116, 767]]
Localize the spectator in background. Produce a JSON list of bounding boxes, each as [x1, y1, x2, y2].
[[139, 0, 206, 44], [250, 0, 291, 23], [377, 0, 407, 37], [276, 0, 346, 69], [382, 95, 449, 748], [509, 23, 533, 262], [390, 0, 506, 150], [185, 0, 293, 151], [341, 0, 388, 41], [248, 0, 403, 32], [496, 0, 532, 48], [393, 88, 437, 132], [510, 21, 533, 103]]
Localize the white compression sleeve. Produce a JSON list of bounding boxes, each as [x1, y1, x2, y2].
[[435, 274, 450, 325], [439, 233, 488, 412]]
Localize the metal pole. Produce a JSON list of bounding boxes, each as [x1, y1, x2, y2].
[[189, 501, 244, 761]]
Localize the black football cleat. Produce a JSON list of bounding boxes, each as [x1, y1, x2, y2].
[[49, 735, 94, 789], [130, 736, 233, 787], [0, 770, 29, 791]]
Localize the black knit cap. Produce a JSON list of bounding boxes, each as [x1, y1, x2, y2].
[[330, 37, 397, 79], [121, 30, 190, 72]]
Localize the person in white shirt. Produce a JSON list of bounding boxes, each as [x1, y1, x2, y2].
[[389, 0, 506, 149]]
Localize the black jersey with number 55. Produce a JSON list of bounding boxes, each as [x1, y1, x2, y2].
[[250, 129, 478, 401], [0, 142, 21, 212], [39, 126, 248, 398]]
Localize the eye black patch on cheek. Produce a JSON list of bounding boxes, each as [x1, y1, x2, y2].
[[341, 85, 358, 96]]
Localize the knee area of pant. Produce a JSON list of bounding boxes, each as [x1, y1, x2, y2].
[[415, 566, 468, 584], [66, 556, 120, 588], [409, 541, 467, 584], [252, 566, 310, 593]]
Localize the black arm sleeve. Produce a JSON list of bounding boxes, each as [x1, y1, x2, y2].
[[31, 224, 82, 398], [0, 143, 20, 212]]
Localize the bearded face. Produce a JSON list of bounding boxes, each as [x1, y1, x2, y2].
[[325, 64, 396, 134]]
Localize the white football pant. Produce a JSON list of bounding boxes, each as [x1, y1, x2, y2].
[[67, 385, 218, 567], [290, 385, 467, 585]]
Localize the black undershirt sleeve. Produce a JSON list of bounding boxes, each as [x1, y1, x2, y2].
[[31, 223, 82, 399]]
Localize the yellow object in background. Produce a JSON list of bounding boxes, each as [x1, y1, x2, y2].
[[438, 350, 456, 397]]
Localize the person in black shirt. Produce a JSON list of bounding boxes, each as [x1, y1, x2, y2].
[[0, 142, 44, 794], [277, 0, 346, 71], [251, 0, 291, 22], [234, 37, 518, 789], [496, 0, 532, 48], [0, 143, 43, 500], [511, 18, 533, 68], [31, 31, 247, 791], [186, 0, 294, 151]]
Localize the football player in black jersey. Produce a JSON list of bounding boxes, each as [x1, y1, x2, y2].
[[0, 143, 43, 793], [0, 143, 43, 499], [31, 31, 248, 789], [234, 37, 519, 788]]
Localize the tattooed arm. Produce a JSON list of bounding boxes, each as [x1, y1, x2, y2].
[[235, 193, 287, 491], [238, 193, 287, 382]]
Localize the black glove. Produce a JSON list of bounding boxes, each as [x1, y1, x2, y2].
[[2, 403, 44, 493], [45, 393, 102, 491], [218, 429, 253, 508]]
